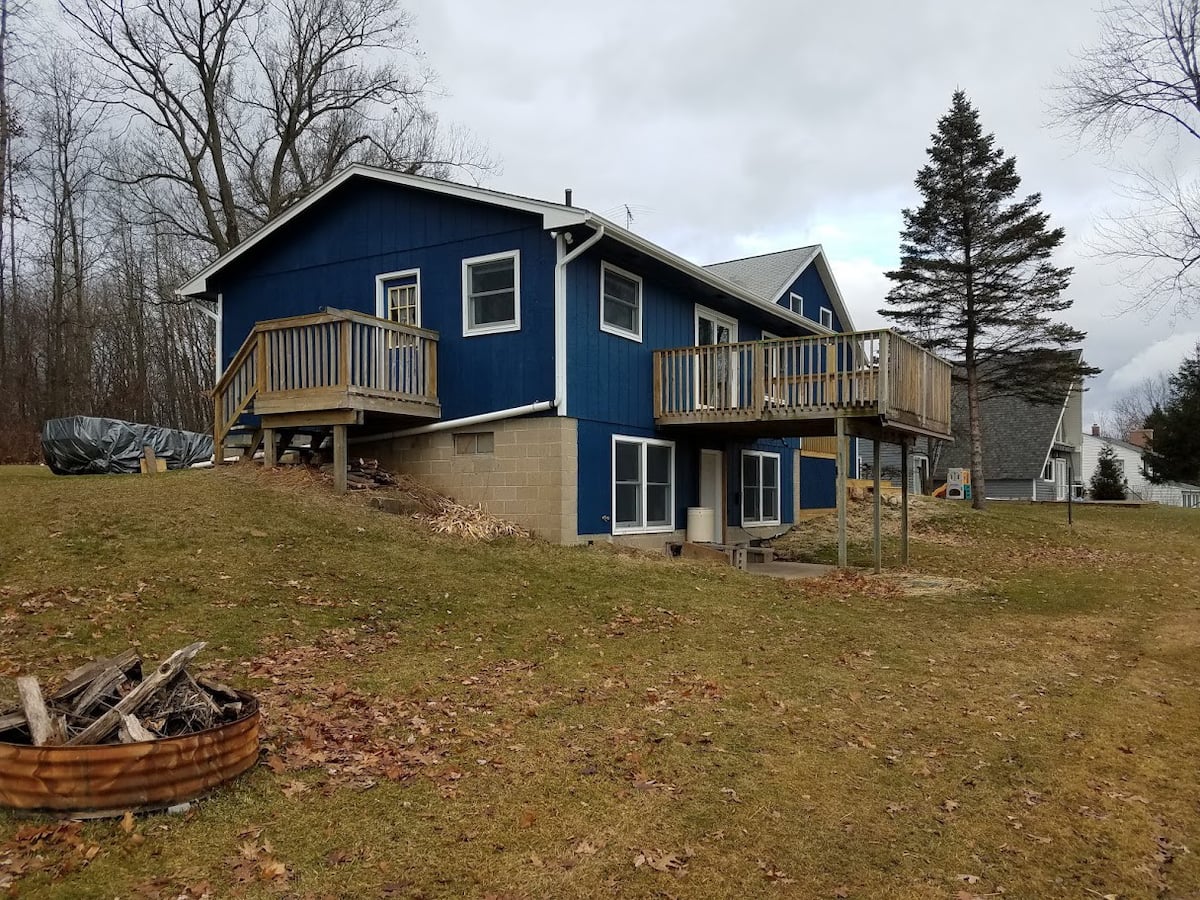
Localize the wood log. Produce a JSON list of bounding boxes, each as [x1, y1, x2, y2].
[[118, 714, 156, 743], [17, 676, 64, 746], [68, 642, 207, 746], [53, 650, 141, 702], [72, 656, 142, 717], [195, 675, 239, 703], [0, 709, 25, 732]]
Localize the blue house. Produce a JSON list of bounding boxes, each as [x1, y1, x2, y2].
[[181, 165, 951, 546]]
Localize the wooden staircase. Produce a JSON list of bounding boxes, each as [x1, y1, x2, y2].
[[212, 307, 440, 485]]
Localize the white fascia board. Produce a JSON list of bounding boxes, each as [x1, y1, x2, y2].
[[584, 215, 839, 336], [176, 163, 587, 297]]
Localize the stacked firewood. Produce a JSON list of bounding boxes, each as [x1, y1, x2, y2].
[[0, 643, 246, 747], [317, 457, 398, 489], [347, 457, 397, 489]]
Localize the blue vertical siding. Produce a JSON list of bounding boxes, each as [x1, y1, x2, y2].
[[213, 176, 557, 419], [800, 457, 837, 509], [777, 265, 844, 332]]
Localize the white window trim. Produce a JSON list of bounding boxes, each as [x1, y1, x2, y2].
[[611, 435, 676, 535], [788, 292, 803, 314], [462, 250, 521, 336], [694, 304, 738, 344], [375, 268, 422, 326], [819, 306, 834, 329], [600, 261, 643, 342], [741, 449, 782, 527]]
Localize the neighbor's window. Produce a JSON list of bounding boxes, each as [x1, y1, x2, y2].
[[819, 307, 834, 329], [1043, 461, 1054, 481], [601, 262, 642, 341], [613, 437, 674, 533], [742, 450, 781, 526], [463, 251, 520, 335], [454, 432, 495, 455]]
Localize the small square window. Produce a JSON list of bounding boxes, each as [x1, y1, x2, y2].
[[463, 251, 520, 335], [788, 292, 803, 314], [454, 432, 495, 455], [819, 307, 834, 329], [601, 263, 642, 341]]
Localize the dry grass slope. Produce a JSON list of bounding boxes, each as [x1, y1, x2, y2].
[[0, 465, 1198, 899]]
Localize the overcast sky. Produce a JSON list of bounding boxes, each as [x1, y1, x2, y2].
[[408, 0, 1199, 425]]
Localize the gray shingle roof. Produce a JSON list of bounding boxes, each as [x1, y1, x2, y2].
[[703, 246, 820, 301]]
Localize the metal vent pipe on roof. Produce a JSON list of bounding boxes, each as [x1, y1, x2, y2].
[[564, 188, 573, 206]]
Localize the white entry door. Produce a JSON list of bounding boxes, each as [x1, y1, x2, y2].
[[699, 449, 723, 543], [1053, 458, 1068, 500]]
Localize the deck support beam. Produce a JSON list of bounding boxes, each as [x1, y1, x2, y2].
[[900, 439, 910, 565], [333, 424, 347, 494], [872, 438, 882, 574], [836, 416, 848, 569], [263, 428, 277, 469]]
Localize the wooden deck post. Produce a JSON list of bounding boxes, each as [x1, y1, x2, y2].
[[872, 437, 882, 574], [263, 428, 277, 469], [836, 416, 848, 569], [333, 425, 347, 494], [900, 438, 910, 566]]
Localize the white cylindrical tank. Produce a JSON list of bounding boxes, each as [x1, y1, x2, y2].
[[686, 507, 715, 543]]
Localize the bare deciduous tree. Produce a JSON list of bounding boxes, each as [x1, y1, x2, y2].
[[60, 0, 491, 253], [1058, 0, 1200, 316]]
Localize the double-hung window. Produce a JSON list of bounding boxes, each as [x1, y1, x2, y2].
[[742, 450, 781, 526], [463, 250, 520, 335], [613, 437, 674, 534], [601, 263, 642, 341]]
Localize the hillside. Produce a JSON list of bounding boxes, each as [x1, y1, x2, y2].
[[1, 465, 1198, 899]]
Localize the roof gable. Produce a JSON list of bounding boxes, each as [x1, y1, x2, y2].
[[702, 246, 855, 333]]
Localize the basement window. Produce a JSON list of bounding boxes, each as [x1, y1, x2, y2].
[[742, 450, 781, 526], [454, 432, 495, 455], [612, 436, 674, 534]]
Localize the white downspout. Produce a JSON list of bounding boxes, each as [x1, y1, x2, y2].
[[553, 223, 605, 416], [349, 401, 557, 444]]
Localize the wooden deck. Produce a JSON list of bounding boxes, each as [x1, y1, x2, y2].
[[653, 329, 951, 440], [213, 308, 440, 464]]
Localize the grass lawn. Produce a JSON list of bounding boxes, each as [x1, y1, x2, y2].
[[1, 464, 1198, 899]]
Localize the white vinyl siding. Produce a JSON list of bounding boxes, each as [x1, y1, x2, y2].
[[462, 251, 520, 335], [612, 436, 675, 534], [600, 262, 642, 341], [742, 450, 781, 526]]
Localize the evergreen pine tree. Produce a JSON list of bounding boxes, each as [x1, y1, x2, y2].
[[1144, 342, 1200, 484], [1090, 443, 1128, 500], [882, 91, 1099, 509]]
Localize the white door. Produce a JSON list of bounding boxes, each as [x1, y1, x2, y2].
[[695, 306, 738, 408], [699, 449, 723, 543], [1053, 458, 1068, 500]]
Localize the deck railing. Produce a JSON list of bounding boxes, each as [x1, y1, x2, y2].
[[213, 307, 438, 449], [653, 330, 951, 437]]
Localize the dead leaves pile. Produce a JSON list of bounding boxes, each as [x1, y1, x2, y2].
[[247, 629, 544, 797], [632, 845, 693, 876]]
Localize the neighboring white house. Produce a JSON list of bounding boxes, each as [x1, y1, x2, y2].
[[1081, 430, 1200, 508]]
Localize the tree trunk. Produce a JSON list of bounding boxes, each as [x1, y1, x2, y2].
[[966, 365, 987, 509]]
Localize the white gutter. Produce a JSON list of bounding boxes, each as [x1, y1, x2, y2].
[[554, 224, 606, 416], [347, 401, 556, 444]]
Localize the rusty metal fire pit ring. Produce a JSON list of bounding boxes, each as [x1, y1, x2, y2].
[[0, 691, 260, 817]]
